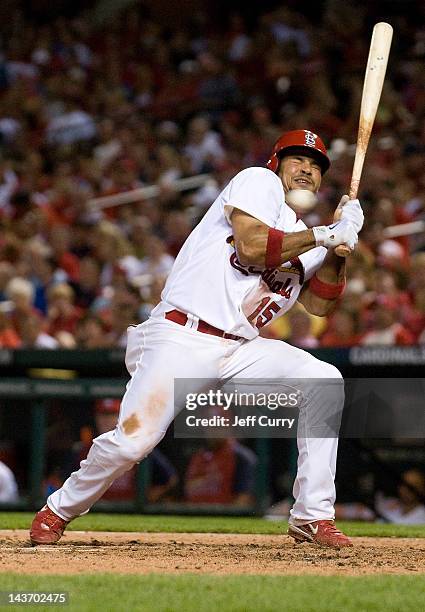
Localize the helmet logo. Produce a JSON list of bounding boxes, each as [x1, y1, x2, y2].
[[304, 130, 318, 147]]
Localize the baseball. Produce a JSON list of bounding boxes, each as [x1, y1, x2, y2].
[[285, 189, 317, 213]]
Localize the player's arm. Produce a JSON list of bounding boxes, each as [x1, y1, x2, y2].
[[231, 209, 358, 268], [231, 209, 315, 266], [298, 250, 346, 316]]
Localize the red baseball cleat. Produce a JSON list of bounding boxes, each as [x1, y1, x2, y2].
[[288, 520, 353, 548], [30, 505, 69, 545]]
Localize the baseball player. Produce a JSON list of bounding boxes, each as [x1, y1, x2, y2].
[[30, 129, 363, 548]]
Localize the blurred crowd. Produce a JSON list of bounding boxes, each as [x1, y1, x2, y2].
[[0, 1, 425, 349]]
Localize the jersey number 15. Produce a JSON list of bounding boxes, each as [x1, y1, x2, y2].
[[247, 297, 280, 329]]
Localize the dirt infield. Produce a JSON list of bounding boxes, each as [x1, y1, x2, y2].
[[1, 530, 424, 576]]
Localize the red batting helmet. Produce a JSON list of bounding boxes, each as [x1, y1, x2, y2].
[[266, 130, 330, 174]]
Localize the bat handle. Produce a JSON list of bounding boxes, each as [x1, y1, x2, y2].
[[334, 245, 352, 258], [334, 184, 359, 257]]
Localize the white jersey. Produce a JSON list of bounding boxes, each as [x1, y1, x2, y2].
[[152, 167, 327, 339]]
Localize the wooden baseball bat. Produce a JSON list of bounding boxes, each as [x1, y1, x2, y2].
[[335, 22, 393, 257]]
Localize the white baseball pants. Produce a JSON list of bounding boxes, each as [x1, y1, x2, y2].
[[48, 316, 343, 525]]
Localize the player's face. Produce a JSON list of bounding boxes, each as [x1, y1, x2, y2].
[[278, 155, 322, 194]]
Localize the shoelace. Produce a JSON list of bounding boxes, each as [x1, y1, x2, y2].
[[42, 511, 66, 530], [319, 521, 344, 536]]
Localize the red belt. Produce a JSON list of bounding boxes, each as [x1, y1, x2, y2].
[[165, 309, 243, 341]]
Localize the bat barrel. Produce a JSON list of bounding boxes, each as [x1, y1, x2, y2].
[[336, 22, 393, 258]]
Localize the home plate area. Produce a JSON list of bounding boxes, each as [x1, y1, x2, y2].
[[0, 531, 424, 576]]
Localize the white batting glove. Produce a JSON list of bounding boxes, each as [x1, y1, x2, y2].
[[334, 195, 364, 233], [338, 197, 364, 233], [312, 219, 359, 250]]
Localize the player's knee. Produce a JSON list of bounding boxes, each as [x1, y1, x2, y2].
[[298, 358, 342, 380], [117, 429, 165, 464], [118, 445, 147, 465], [316, 361, 342, 380]]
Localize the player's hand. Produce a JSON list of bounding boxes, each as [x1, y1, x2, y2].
[[312, 219, 359, 251], [333, 195, 364, 233]]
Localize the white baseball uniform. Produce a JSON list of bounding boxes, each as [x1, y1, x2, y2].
[[48, 167, 342, 525]]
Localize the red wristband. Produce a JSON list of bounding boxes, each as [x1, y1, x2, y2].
[[265, 228, 284, 269], [309, 273, 346, 299]]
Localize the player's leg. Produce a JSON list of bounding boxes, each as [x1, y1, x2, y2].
[[31, 319, 231, 542], [221, 336, 351, 546]]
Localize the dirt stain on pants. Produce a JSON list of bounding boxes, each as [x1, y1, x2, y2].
[[122, 413, 141, 435], [121, 390, 169, 437]]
